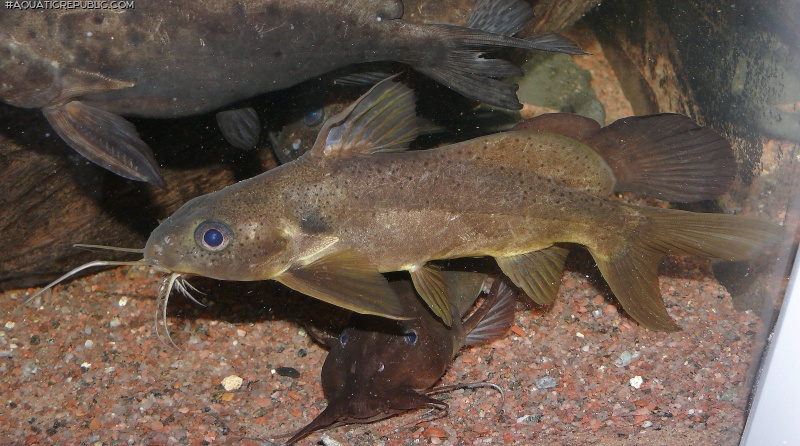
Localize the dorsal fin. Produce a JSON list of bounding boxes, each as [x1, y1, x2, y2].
[[308, 76, 419, 158]]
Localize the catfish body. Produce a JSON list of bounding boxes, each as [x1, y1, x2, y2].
[[285, 273, 516, 444], [145, 79, 783, 331], [0, 0, 582, 186]]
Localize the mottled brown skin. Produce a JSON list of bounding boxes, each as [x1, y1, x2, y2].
[[146, 132, 614, 277], [144, 80, 782, 330]]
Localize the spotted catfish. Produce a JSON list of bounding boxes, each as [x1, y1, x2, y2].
[[0, 0, 583, 187], [285, 272, 516, 444], [141, 77, 782, 332]]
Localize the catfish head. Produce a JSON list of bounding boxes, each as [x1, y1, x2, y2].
[[285, 273, 516, 444], [144, 186, 297, 282]]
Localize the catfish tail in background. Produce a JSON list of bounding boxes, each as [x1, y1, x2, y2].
[[400, 0, 585, 110]]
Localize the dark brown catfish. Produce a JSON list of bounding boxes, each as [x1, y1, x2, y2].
[[0, 0, 582, 186], [140, 77, 783, 332], [285, 272, 516, 444]]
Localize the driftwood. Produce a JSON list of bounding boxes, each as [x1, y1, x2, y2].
[[0, 107, 277, 290]]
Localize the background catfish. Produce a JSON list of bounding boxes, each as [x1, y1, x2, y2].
[[284, 272, 516, 444], [0, 0, 583, 186], [138, 78, 782, 332]]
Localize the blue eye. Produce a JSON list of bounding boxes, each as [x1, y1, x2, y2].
[[204, 228, 223, 247], [303, 107, 324, 127], [339, 332, 349, 346], [403, 330, 418, 345], [194, 221, 233, 251]]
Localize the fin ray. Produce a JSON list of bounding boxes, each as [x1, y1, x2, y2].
[[216, 107, 260, 150], [409, 263, 453, 326], [468, 0, 532, 35], [465, 278, 517, 346], [592, 206, 783, 331], [441, 271, 489, 318], [496, 246, 569, 306], [43, 101, 165, 188], [588, 114, 737, 201], [312, 77, 418, 157], [277, 250, 409, 320]]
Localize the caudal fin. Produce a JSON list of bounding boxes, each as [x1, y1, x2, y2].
[[411, 0, 584, 110], [592, 206, 783, 331]]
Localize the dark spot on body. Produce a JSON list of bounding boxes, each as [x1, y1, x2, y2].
[[299, 209, 330, 233], [93, 13, 104, 25], [27, 29, 37, 39], [273, 50, 283, 58]]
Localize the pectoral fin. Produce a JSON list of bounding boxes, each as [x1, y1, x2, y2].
[[43, 101, 166, 188], [495, 246, 569, 306], [465, 277, 517, 347], [409, 263, 453, 326], [216, 107, 260, 150], [277, 250, 410, 320]]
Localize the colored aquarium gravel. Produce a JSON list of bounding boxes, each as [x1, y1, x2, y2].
[[0, 258, 768, 445]]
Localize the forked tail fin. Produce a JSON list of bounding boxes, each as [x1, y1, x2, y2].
[[591, 206, 783, 331], [410, 0, 584, 110]]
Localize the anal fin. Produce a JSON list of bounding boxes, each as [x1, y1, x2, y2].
[[593, 246, 681, 332], [495, 246, 569, 306], [216, 107, 260, 150], [409, 263, 453, 326], [43, 101, 166, 188], [277, 250, 410, 320]]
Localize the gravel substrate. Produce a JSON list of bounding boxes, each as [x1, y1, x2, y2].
[[0, 252, 769, 445], [2, 24, 795, 446]]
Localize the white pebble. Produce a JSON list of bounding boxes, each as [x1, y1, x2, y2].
[[84, 340, 94, 348], [4, 321, 15, 329], [221, 374, 243, 391], [109, 317, 121, 328], [630, 375, 643, 389], [320, 433, 343, 446], [118, 296, 129, 307]]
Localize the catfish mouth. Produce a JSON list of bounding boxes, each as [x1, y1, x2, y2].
[[155, 272, 205, 348], [19, 243, 206, 350]]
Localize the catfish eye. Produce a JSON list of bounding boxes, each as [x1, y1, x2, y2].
[[339, 332, 349, 346], [194, 220, 233, 251], [303, 107, 324, 127], [403, 330, 418, 345]]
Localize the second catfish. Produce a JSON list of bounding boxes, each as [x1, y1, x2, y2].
[[145, 78, 783, 332]]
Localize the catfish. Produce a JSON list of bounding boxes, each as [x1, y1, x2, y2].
[[139, 77, 783, 332], [284, 272, 516, 444], [0, 0, 583, 187], [29, 78, 783, 333]]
